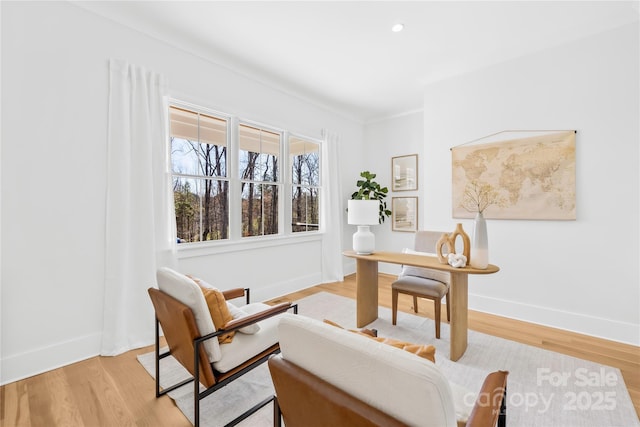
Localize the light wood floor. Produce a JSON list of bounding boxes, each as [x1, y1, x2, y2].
[[2, 273, 639, 426]]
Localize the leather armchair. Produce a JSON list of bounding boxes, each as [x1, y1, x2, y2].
[[148, 268, 296, 427]]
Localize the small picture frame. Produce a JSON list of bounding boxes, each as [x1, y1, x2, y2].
[[392, 154, 418, 191], [392, 197, 418, 232]]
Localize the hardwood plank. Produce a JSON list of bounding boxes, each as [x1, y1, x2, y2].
[[25, 368, 83, 426], [64, 357, 135, 427], [1, 381, 31, 426], [98, 345, 191, 427]]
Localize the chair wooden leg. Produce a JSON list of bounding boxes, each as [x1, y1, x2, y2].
[[392, 290, 398, 325], [434, 299, 441, 339], [412, 296, 418, 313], [445, 291, 450, 322]]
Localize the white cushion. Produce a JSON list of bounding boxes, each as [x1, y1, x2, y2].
[[227, 302, 261, 334], [156, 267, 222, 363], [213, 303, 280, 373], [277, 314, 459, 427], [449, 381, 476, 424], [401, 248, 451, 284]]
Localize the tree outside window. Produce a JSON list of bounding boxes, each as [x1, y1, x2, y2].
[[170, 106, 229, 242], [239, 124, 280, 237], [169, 103, 322, 244], [290, 136, 320, 232]]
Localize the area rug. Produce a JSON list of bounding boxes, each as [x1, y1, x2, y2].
[[137, 292, 639, 427]]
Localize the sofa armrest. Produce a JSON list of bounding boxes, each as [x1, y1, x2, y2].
[[466, 370, 509, 427]]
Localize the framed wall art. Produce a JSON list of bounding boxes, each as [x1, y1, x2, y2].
[[392, 197, 418, 232], [392, 154, 418, 191]]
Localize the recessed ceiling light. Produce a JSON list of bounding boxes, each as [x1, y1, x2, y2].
[[391, 23, 404, 33]]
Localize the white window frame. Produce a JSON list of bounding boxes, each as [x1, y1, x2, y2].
[[237, 119, 284, 239], [289, 133, 322, 234], [169, 100, 323, 259]]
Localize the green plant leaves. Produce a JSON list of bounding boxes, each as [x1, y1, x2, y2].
[[350, 170, 392, 224]]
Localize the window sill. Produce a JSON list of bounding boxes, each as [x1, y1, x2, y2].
[[176, 232, 324, 259]]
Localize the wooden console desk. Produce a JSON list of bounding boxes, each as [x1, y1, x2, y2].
[[343, 250, 499, 361]]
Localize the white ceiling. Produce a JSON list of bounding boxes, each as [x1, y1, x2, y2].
[[75, 1, 639, 122]]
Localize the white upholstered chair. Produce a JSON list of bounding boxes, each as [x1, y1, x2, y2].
[[392, 230, 451, 338], [148, 267, 296, 427], [269, 314, 508, 427]]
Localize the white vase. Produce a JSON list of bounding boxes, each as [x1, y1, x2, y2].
[[470, 211, 489, 269]]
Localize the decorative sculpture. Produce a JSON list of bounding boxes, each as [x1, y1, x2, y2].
[[436, 223, 471, 266]]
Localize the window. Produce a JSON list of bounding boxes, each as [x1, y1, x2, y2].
[[169, 101, 322, 246], [170, 106, 229, 242], [290, 136, 320, 232], [239, 123, 281, 237]]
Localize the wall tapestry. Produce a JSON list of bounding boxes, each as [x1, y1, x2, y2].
[[452, 130, 576, 220]]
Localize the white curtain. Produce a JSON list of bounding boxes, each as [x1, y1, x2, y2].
[[102, 59, 177, 356], [320, 129, 344, 282]]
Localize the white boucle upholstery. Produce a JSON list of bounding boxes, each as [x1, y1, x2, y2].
[[156, 267, 222, 363], [278, 314, 475, 427], [400, 247, 451, 284], [213, 303, 280, 373], [227, 302, 261, 335]]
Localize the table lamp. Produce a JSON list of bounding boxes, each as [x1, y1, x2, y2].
[[347, 199, 379, 254]]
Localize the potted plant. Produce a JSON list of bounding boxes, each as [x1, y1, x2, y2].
[[351, 171, 392, 224]]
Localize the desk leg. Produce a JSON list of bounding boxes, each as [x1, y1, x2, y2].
[[449, 272, 468, 361], [356, 258, 378, 327]]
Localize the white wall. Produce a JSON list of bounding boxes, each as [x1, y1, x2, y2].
[[341, 12, 639, 349], [365, 23, 638, 344], [343, 111, 426, 274], [0, 1, 363, 384]]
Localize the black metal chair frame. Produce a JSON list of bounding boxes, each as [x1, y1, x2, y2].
[[153, 288, 298, 427]]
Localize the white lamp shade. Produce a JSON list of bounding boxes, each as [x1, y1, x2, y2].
[[347, 199, 379, 225]]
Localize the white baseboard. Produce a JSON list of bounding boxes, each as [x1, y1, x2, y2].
[[1, 332, 102, 386], [468, 293, 640, 347], [250, 272, 323, 303]]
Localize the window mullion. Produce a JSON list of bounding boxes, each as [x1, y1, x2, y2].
[[229, 116, 242, 240], [282, 131, 291, 236]]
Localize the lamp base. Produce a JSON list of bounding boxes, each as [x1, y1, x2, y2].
[[353, 225, 375, 255]]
